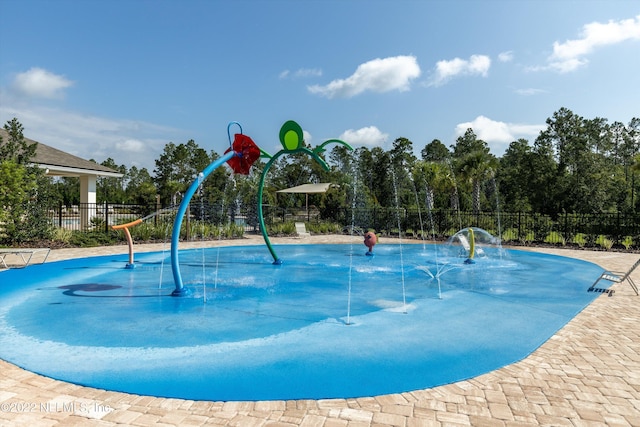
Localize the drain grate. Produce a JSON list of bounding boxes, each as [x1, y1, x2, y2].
[[587, 287, 615, 296]]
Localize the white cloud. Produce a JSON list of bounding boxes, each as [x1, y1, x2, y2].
[[295, 68, 322, 78], [548, 15, 640, 73], [279, 68, 323, 79], [0, 104, 183, 170], [303, 130, 312, 145], [338, 126, 388, 147], [12, 67, 74, 98], [115, 139, 147, 153], [428, 54, 491, 86], [308, 55, 420, 98], [455, 116, 545, 155], [498, 51, 514, 62], [514, 88, 547, 96]]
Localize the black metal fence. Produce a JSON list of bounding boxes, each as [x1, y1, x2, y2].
[[48, 203, 164, 231], [47, 202, 640, 248], [47, 202, 259, 234]]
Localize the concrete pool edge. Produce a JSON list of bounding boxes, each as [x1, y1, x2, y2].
[[1, 235, 639, 426]]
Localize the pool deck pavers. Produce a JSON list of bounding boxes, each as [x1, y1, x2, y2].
[[1, 234, 639, 426]]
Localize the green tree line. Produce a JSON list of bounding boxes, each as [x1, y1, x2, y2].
[[1, 107, 639, 244]]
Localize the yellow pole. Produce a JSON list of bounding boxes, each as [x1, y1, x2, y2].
[[468, 227, 475, 260]]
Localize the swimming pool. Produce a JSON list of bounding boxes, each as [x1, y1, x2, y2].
[[0, 244, 605, 401]]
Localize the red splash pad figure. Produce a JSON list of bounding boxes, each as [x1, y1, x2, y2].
[[225, 133, 260, 175], [364, 231, 377, 256]]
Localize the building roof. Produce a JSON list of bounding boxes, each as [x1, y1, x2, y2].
[[0, 129, 122, 178]]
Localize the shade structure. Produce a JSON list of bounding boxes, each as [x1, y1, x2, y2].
[[276, 183, 333, 194], [276, 183, 334, 215]]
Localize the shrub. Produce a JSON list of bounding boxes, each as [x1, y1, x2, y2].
[[268, 222, 296, 236], [501, 228, 519, 242], [52, 227, 73, 244], [544, 231, 566, 246], [444, 228, 458, 238], [595, 235, 613, 250], [415, 229, 429, 239], [621, 235, 634, 250], [342, 225, 363, 235], [152, 223, 172, 240], [233, 223, 245, 238], [89, 216, 106, 231], [223, 223, 244, 239], [520, 231, 535, 245], [571, 233, 587, 248], [69, 230, 119, 247], [130, 223, 153, 241]]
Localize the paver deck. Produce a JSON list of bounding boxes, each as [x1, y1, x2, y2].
[[1, 235, 638, 426]]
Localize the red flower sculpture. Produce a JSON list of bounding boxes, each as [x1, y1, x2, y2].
[[225, 133, 260, 175]]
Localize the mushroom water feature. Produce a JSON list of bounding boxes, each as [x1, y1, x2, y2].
[[364, 230, 377, 255]]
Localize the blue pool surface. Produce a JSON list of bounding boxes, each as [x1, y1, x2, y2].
[[0, 244, 606, 401]]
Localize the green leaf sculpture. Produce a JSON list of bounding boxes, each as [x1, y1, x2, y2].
[[257, 120, 353, 264]]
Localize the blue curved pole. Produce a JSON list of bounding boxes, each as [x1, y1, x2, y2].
[[171, 151, 236, 296]]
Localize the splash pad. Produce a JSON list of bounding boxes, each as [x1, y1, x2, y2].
[[0, 122, 610, 401], [0, 241, 605, 401]]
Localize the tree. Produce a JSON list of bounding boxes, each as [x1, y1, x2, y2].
[[535, 108, 618, 213], [0, 160, 31, 239], [369, 147, 393, 207], [96, 158, 126, 203], [389, 137, 417, 208], [0, 118, 53, 244], [353, 147, 377, 207], [450, 129, 496, 213], [412, 160, 456, 210], [327, 144, 357, 192], [126, 166, 157, 207], [530, 130, 559, 214], [203, 150, 236, 222], [497, 139, 534, 212], [319, 145, 356, 221], [0, 118, 37, 164], [458, 150, 497, 214], [420, 139, 450, 162], [153, 140, 212, 205], [53, 177, 80, 206], [451, 128, 490, 158]]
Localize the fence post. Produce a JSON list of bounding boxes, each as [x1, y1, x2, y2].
[[155, 195, 161, 226], [104, 202, 109, 232], [58, 201, 62, 227]]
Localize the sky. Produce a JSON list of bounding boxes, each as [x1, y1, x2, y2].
[[0, 0, 639, 173]]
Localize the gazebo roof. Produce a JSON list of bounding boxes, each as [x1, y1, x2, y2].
[[0, 128, 122, 178]]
